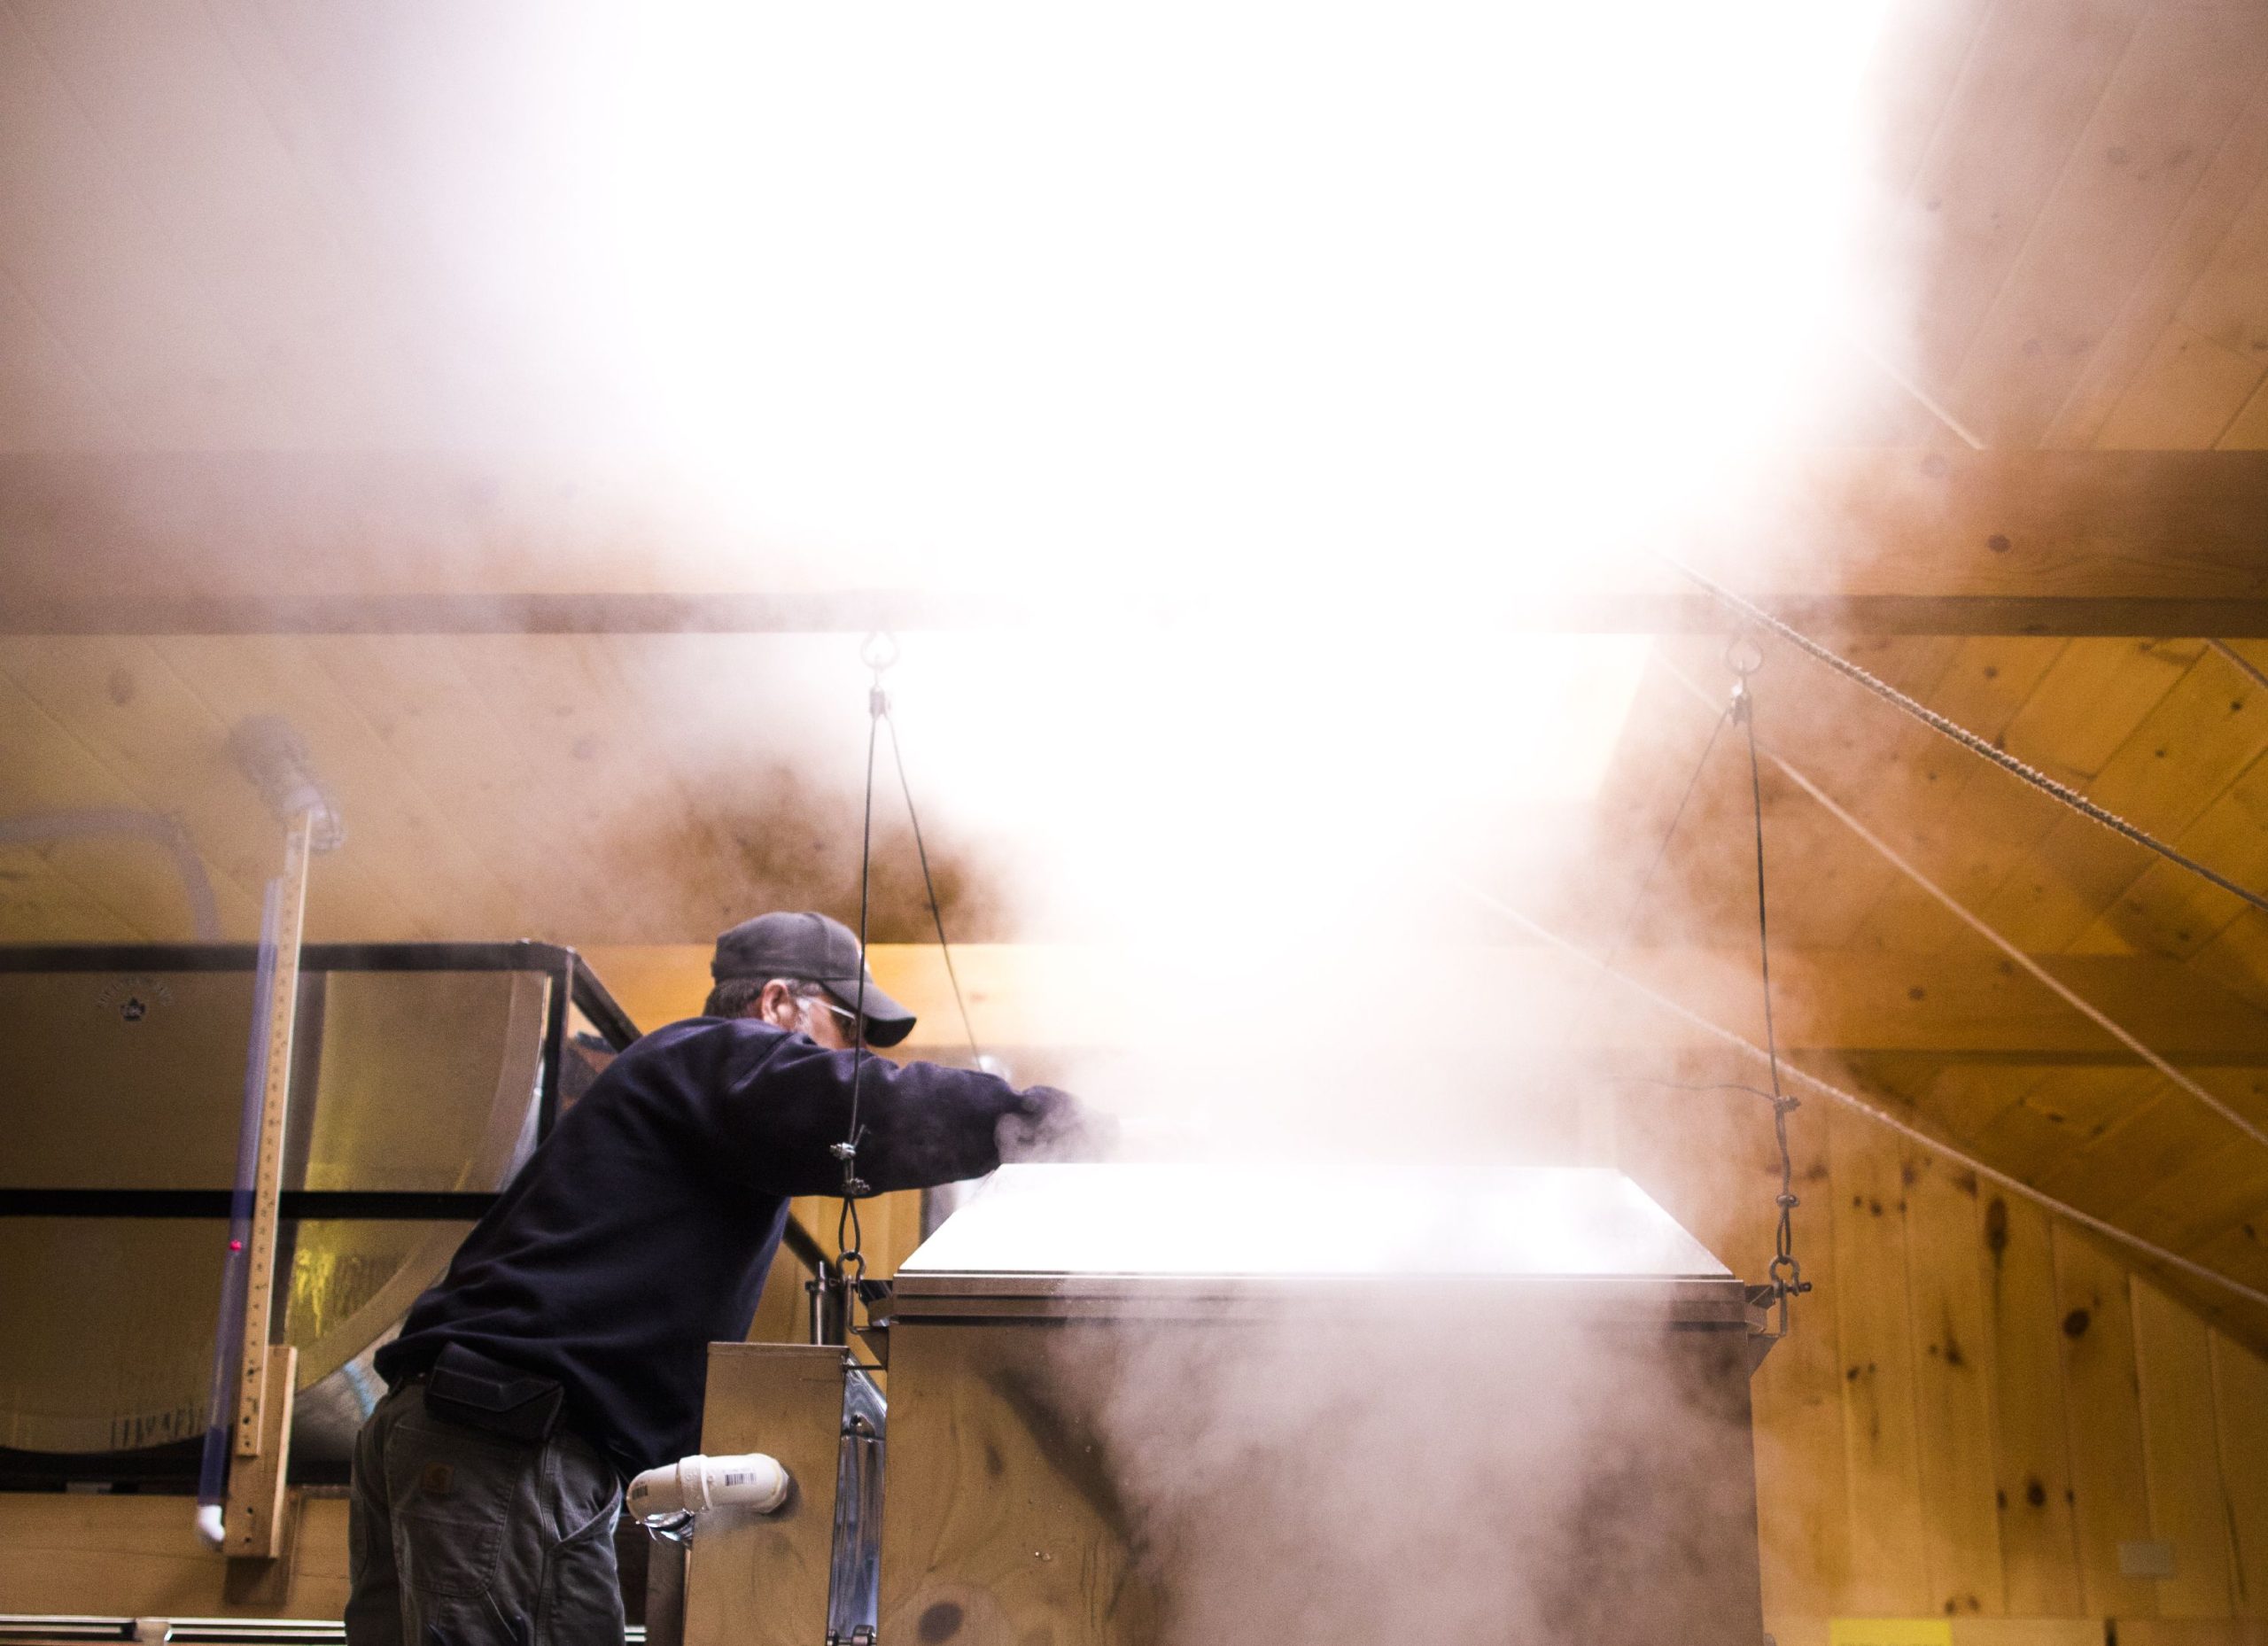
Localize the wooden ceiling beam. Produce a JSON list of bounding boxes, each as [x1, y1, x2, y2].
[[3, 450, 2264, 636], [579, 942, 2268, 1065]]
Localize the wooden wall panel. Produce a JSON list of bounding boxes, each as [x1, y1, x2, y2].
[[2054, 1227, 2160, 1619], [1831, 1110, 1933, 1614], [1984, 1191, 2085, 1617], [2134, 1281, 2240, 1618], [1749, 1099, 1855, 1618], [2210, 1330, 2268, 1619], [1907, 1147, 2006, 1618]]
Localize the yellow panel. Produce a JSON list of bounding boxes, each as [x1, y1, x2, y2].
[[1829, 1619, 1952, 1646]]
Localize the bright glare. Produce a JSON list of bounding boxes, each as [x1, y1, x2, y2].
[[454, 3, 1895, 979], [503, 3, 1898, 594]]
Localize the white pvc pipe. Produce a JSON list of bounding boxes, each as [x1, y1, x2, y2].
[[625, 1452, 792, 1523]]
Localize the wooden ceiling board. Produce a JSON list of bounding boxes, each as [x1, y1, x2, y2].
[[0, 668, 221, 939], [1902, 0, 2148, 387], [0, 635, 275, 927], [1999, 637, 2203, 784], [1989, 648, 2268, 957], [0, 269, 129, 451], [1979, 811, 2158, 952], [0, 5, 265, 448], [1905, 1060, 2051, 1145], [2221, 375, 2268, 445], [0, 847, 145, 940], [2069, 734, 2268, 964], [1943, 5, 2268, 448], [431, 635, 714, 944], [2184, 1222, 2268, 1295], [2093, 318, 2267, 447], [1842, 636, 2075, 951], [1964, 1065, 2169, 1181], [1958, 1075, 2108, 1180], [2177, 159, 2268, 362], [2082, 845, 2256, 964], [1862, 0, 1994, 199], [148, 635, 524, 941], [2030, 1085, 2247, 1218], [306, 634, 628, 941], [2117, 1136, 2268, 1258], [10, 0, 415, 451], [2191, 907, 2268, 1019], [2042, 68, 2268, 447], [2060, 641, 2268, 847]]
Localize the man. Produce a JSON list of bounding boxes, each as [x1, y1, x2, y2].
[[346, 911, 1080, 1646]]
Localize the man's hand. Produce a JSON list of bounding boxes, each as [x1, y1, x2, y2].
[[996, 1085, 1118, 1161]]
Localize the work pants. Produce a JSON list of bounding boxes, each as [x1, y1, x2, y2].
[[346, 1379, 625, 1646]]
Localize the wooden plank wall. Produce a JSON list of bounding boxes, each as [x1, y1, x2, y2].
[[1620, 1078, 2268, 1639]]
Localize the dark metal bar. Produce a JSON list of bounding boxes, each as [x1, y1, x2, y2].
[[571, 961, 641, 1051], [0, 941, 588, 974], [0, 1189, 497, 1221], [538, 953, 571, 1138]]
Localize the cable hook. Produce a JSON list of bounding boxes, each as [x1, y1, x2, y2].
[[862, 632, 897, 720], [1726, 633, 1764, 723]]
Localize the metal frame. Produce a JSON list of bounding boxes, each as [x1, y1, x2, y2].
[[0, 942, 641, 1225]]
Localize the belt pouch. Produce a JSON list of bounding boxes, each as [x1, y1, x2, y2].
[[423, 1343, 565, 1442]]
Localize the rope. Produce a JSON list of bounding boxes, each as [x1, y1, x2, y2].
[[1657, 656, 2268, 1156], [883, 713, 983, 1065], [1457, 879, 2268, 1315], [1658, 554, 2268, 922]]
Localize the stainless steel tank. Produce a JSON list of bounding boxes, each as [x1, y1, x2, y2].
[[867, 1162, 1770, 1646], [0, 943, 636, 1471]]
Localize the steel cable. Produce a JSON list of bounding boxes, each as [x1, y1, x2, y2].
[[1658, 553, 2268, 922], [1459, 878, 2268, 1314], [1656, 656, 2268, 1157]]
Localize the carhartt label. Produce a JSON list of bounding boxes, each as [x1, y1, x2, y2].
[[421, 1463, 454, 1495]]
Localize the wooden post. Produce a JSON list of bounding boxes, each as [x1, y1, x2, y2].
[[224, 807, 315, 1561], [224, 1345, 298, 1559]]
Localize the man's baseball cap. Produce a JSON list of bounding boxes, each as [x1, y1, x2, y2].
[[711, 911, 917, 1048]]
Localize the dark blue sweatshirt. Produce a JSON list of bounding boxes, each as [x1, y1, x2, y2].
[[375, 1016, 1050, 1474]]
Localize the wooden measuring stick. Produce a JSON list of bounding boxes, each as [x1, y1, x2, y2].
[[234, 807, 315, 1462]]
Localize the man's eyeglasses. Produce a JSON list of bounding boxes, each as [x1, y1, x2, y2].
[[795, 988, 862, 1041]]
